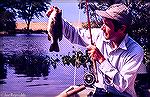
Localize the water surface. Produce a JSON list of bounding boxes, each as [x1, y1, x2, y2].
[[0, 34, 86, 97]]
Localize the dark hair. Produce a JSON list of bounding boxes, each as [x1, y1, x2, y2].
[[111, 19, 123, 32], [111, 19, 130, 33]]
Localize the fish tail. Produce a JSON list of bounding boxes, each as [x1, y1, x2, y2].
[[49, 42, 59, 52]]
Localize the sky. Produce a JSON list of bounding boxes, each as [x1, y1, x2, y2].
[[51, 0, 87, 23], [17, 0, 87, 23]]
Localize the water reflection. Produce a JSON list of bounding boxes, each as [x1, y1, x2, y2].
[[0, 49, 63, 84], [0, 53, 7, 84], [10, 50, 61, 79]]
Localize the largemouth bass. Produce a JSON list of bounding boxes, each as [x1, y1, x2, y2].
[[46, 6, 63, 52]]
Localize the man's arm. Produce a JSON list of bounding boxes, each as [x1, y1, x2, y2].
[[62, 19, 89, 46], [62, 19, 101, 47]]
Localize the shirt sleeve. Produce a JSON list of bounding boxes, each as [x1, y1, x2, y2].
[[99, 49, 144, 92], [62, 19, 88, 46], [62, 19, 101, 47]]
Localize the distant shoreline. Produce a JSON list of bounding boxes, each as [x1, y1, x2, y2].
[[0, 21, 83, 35], [0, 29, 47, 36], [16, 21, 82, 30]]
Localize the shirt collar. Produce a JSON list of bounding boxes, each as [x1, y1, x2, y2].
[[118, 34, 128, 50]]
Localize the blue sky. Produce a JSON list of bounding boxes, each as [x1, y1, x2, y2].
[[17, 0, 87, 23], [51, 1, 87, 22]]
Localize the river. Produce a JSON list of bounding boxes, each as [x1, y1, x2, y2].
[[0, 34, 87, 97]]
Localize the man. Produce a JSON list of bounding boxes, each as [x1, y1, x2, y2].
[[48, 3, 144, 97]]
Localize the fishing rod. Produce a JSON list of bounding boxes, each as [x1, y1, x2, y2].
[[84, 0, 99, 85]]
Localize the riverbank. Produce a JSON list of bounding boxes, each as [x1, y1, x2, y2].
[[16, 21, 82, 30], [0, 21, 82, 36], [0, 29, 47, 36], [0, 31, 8, 35]]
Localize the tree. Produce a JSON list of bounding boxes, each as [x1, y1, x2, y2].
[[3, 0, 51, 33], [0, 4, 16, 33]]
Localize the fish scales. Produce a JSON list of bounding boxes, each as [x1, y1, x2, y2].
[[47, 6, 63, 52]]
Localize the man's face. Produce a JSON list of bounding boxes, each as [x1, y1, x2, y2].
[[101, 18, 116, 40]]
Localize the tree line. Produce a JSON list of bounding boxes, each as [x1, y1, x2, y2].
[[0, 0, 50, 33]]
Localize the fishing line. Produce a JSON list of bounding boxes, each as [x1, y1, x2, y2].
[[73, 63, 77, 85], [73, 0, 82, 86]]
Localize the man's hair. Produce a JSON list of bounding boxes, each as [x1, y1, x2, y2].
[[111, 19, 123, 32], [111, 19, 130, 33]]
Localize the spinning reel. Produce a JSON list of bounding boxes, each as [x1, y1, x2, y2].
[[84, 72, 96, 86]]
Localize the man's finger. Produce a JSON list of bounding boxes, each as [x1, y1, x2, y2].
[[46, 7, 54, 17], [88, 50, 95, 59], [88, 50, 94, 54], [86, 45, 95, 50]]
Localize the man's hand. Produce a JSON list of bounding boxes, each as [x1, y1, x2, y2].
[[56, 92, 68, 97], [56, 85, 85, 97], [87, 45, 105, 63]]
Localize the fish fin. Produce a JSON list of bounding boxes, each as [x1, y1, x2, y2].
[[58, 35, 63, 41], [58, 27, 63, 41], [49, 43, 59, 52], [48, 33, 51, 41]]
